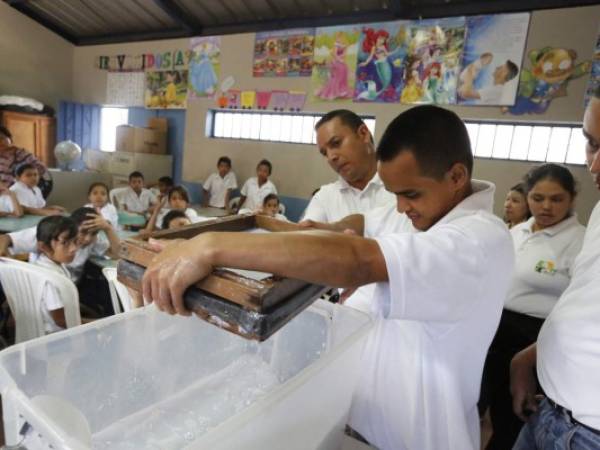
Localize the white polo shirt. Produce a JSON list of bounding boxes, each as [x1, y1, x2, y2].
[[119, 187, 156, 214], [9, 181, 45, 208], [240, 177, 277, 212], [85, 203, 119, 230], [348, 180, 514, 450], [537, 200, 600, 430], [33, 254, 69, 334], [0, 194, 16, 213], [203, 172, 237, 208], [504, 215, 585, 318], [303, 172, 394, 223]]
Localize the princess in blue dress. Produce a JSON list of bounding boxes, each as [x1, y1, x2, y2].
[[191, 42, 218, 95]]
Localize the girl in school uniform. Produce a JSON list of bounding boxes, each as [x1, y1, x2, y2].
[[260, 194, 288, 221], [0, 182, 23, 217], [145, 185, 200, 232], [503, 182, 530, 228], [481, 164, 586, 450], [85, 182, 119, 229]]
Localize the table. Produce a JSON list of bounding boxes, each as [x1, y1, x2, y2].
[[117, 211, 147, 227], [0, 215, 44, 233], [191, 205, 232, 218]]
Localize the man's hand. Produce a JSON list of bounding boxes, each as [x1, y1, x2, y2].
[[510, 344, 539, 421]]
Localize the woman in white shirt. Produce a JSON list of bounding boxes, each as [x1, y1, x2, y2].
[[481, 164, 585, 450], [503, 182, 530, 229]]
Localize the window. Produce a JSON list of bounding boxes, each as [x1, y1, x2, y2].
[[465, 121, 586, 165], [209, 110, 376, 145], [100, 107, 129, 152]]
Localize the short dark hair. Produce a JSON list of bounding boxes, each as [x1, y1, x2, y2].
[[505, 60, 519, 82], [257, 159, 272, 175], [158, 176, 174, 186], [162, 209, 188, 229], [129, 171, 144, 181], [168, 185, 190, 204], [88, 182, 109, 196], [376, 105, 473, 179], [510, 182, 526, 196], [0, 126, 12, 140], [70, 206, 98, 227], [315, 109, 365, 133], [36, 216, 77, 246], [217, 156, 232, 167], [263, 193, 279, 205], [524, 163, 577, 197], [15, 163, 37, 178]]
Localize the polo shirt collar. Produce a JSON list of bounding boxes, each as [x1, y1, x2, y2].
[[521, 214, 580, 237], [335, 172, 383, 193]]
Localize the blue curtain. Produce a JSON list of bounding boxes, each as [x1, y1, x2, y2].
[[57, 101, 101, 149]]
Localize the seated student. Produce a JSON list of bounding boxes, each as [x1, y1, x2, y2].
[[0, 182, 23, 217], [150, 176, 174, 203], [259, 193, 288, 221], [85, 182, 119, 229], [481, 164, 585, 450], [504, 182, 530, 229], [202, 156, 237, 209], [238, 159, 277, 213], [142, 105, 515, 450], [9, 163, 65, 216], [144, 186, 200, 232], [118, 171, 157, 215], [162, 209, 192, 230], [32, 215, 79, 334]]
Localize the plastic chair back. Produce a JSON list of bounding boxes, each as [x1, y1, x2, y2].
[[0, 257, 81, 343], [102, 267, 133, 313], [109, 187, 128, 209]]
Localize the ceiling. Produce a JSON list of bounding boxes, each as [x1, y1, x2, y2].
[[4, 0, 597, 45]]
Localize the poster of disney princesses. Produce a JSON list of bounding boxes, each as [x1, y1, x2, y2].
[[354, 22, 410, 103], [311, 25, 360, 102], [253, 28, 315, 77], [458, 13, 530, 106], [188, 36, 221, 99], [584, 23, 600, 107], [401, 17, 466, 105]]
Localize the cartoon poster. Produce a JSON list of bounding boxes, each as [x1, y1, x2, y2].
[[400, 17, 466, 105], [354, 21, 410, 103], [311, 25, 360, 101], [457, 13, 529, 106], [584, 24, 600, 107], [505, 47, 591, 115], [145, 70, 188, 109], [188, 36, 220, 98], [253, 28, 315, 77]]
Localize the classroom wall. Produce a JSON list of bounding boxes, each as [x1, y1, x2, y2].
[[70, 5, 600, 222], [0, 1, 73, 109]]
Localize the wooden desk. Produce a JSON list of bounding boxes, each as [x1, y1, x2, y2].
[[192, 206, 232, 218], [0, 215, 44, 233]]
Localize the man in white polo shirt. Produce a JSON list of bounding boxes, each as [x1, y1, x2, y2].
[[142, 105, 514, 450], [301, 110, 394, 223], [510, 88, 600, 449]]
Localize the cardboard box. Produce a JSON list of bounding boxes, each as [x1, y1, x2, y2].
[[148, 117, 168, 132], [108, 151, 173, 181], [116, 125, 167, 154]]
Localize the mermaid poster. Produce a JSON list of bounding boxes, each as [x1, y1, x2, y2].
[[311, 25, 360, 102], [401, 17, 466, 105], [188, 36, 221, 98], [354, 22, 410, 103]]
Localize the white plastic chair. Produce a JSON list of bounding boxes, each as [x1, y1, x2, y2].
[[102, 267, 133, 313], [109, 187, 129, 210], [0, 257, 81, 343]]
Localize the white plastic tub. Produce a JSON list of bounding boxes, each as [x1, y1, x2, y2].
[[0, 300, 372, 450]]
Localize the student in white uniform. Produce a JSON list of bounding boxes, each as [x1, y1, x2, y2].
[[301, 110, 394, 223], [142, 105, 514, 450], [238, 159, 277, 213], [161, 210, 192, 230], [118, 171, 157, 215], [9, 163, 65, 216], [510, 86, 600, 450], [504, 182, 531, 229], [145, 185, 199, 231], [202, 156, 237, 209], [260, 194, 288, 221], [85, 182, 119, 229], [481, 164, 585, 450], [0, 182, 23, 217]]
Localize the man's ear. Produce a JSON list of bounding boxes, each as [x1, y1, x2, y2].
[[357, 123, 372, 144], [447, 163, 469, 190]]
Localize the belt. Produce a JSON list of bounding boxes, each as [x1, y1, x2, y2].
[[548, 398, 600, 436]]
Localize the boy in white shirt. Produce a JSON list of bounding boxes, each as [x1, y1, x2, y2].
[[118, 171, 157, 215], [238, 159, 277, 213], [0, 182, 23, 217], [10, 163, 65, 216], [202, 156, 237, 209], [142, 105, 515, 450]]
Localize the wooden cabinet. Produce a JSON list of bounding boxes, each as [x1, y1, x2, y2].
[[0, 110, 56, 167]]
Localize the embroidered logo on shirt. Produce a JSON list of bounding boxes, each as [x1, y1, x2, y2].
[[535, 260, 556, 275]]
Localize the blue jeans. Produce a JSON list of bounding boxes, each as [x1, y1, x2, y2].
[[513, 399, 600, 450]]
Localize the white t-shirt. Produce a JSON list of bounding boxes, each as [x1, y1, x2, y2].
[[348, 180, 514, 450], [155, 207, 199, 229], [9, 181, 45, 208], [478, 82, 514, 105], [85, 203, 119, 230], [33, 254, 68, 334], [537, 200, 600, 430], [240, 177, 277, 212], [0, 194, 16, 213], [119, 187, 156, 214], [203, 172, 237, 208], [505, 215, 585, 318]]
